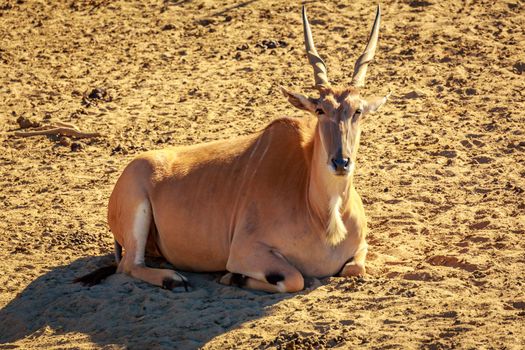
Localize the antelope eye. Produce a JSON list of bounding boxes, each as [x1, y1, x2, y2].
[[353, 109, 362, 120], [315, 108, 324, 115]]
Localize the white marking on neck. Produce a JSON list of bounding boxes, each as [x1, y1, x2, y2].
[[326, 195, 348, 246]]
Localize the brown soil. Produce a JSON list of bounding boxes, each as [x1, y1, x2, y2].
[[1, 0, 524, 349]]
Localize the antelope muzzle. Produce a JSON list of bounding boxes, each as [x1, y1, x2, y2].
[[331, 156, 351, 175]]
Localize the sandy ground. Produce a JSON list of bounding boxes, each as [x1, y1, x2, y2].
[[1, 0, 524, 349]]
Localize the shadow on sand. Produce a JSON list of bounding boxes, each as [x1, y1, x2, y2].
[[0, 255, 294, 348]]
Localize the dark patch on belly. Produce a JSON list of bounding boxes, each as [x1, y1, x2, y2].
[[265, 272, 285, 285], [243, 202, 259, 235]]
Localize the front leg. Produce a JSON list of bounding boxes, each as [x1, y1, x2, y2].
[[220, 243, 304, 293], [339, 244, 367, 277]]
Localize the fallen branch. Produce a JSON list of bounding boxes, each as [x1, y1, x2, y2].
[[13, 122, 101, 139]]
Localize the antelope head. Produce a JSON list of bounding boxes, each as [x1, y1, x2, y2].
[[282, 5, 389, 177]]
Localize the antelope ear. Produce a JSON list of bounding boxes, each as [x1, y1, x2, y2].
[[281, 87, 317, 113], [363, 92, 390, 114]]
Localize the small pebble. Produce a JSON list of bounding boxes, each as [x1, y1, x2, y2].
[[71, 142, 82, 152]]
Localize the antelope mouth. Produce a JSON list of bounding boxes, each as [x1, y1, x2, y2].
[[328, 164, 352, 177]]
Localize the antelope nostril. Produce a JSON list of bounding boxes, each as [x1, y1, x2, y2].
[[331, 157, 350, 171]]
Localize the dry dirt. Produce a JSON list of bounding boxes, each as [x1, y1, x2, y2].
[[1, 0, 524, 349]]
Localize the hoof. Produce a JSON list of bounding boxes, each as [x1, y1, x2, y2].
[[219, 272, 247, 287], [341, 263, 366, 277], [161, 273, 190, 291], [304, 276, 322, 290]]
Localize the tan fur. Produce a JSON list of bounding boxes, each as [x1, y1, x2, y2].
[[108, 110, 369, 292], [104, 6, 387, 292]]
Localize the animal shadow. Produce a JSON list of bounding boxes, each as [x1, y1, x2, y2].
[[0, 255, 294, 349]]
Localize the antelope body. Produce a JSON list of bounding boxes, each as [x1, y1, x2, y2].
[[77, 6, 388, 293]]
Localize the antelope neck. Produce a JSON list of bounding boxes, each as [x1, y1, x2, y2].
[[307, 124, 352, 228]]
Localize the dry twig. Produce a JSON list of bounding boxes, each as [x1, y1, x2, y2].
[[14, 121, 101, 139]]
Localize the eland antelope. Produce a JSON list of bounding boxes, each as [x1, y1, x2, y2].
[[76, 5, 389, 293]]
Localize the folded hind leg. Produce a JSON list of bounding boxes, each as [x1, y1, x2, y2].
[[118, 198, 188, 291]]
